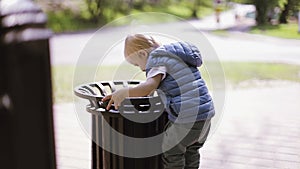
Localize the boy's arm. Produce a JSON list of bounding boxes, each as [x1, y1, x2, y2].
[[102, 74, 162, 110], [128, 74, 162, 97]]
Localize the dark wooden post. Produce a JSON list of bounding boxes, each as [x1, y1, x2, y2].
[[0, 0, 56, 168]]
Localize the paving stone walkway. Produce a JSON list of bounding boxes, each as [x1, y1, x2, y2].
[[54, 82, 300, 169]]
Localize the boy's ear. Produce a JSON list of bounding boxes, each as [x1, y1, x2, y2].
[[138, 50, 147, 58]]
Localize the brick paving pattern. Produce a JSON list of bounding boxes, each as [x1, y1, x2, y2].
[[55, 82, 300, 169]]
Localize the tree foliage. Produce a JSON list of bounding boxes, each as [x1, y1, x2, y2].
[[84, 0, 214, 23], [84, 0, 129, 23], [232, 0, 299, 25], [279, 0, 300, 23], [253, 0, 279, 25]]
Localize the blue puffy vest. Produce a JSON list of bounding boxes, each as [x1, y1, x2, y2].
[[146, 42, 215, 123]]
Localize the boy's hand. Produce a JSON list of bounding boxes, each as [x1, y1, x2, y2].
[[102, 88, 129, 110], [101, 74, 162, 110]]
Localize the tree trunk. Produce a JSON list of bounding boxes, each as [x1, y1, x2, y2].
[[253, 0, 270, 25], [255, 4, 268, 25], [191, 0, 199, 18], [279, 0, 291, 24], [85, 0, 105, 24]]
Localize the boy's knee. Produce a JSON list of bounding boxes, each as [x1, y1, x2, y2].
[[163, 153, 185, 169], [162, 142, 186, 155]]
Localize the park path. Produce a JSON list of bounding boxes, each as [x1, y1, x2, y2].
[[50, 3, 300, 66], [200, 82, 300, 168], [54, 81, 300, 169], [51, 3, 300, 169]]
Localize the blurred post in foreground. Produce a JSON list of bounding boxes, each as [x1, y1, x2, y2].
[[0, 0, 56, 168]]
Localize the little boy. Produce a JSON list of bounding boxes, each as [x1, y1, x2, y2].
[[102, 34, 214, 169]]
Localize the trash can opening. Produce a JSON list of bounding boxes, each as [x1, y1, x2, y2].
[[74, 80, 165, 123]]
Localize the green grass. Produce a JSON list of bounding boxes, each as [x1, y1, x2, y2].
[[109, 12, 180, 27], [250, 23, 300, 39], [52, 65, 74, 103], [52, 62, 300, 103], [221, 62, 300, 84], [46, 4, 214, 33], [109, 6, 212, 27], [52, 65, 145, 103], [210, 29, 229, 37]]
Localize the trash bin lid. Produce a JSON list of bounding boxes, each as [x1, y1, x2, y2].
[[74, 80, 165, 118]]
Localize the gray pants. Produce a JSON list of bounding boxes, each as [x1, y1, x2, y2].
[[162, 120, 211, 169]]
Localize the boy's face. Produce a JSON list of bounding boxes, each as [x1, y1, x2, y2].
[[125, 50, 148, 71]]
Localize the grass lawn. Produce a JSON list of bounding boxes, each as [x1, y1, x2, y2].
[[210, 29, 229, 37], [211, 23, 300, 40], [46, 3, 214, 33], [250, 23, 300, 39], [52, 62, 300, 103]]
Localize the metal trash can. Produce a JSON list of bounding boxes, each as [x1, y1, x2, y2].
[[74, 80, 167, 169]]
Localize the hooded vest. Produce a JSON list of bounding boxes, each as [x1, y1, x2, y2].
[[146, 42, 215, 123]]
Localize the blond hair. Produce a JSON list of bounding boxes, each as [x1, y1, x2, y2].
[[124, 34, 160, 58]]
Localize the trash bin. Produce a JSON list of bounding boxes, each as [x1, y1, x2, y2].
[[74, 80, 167, 169]]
